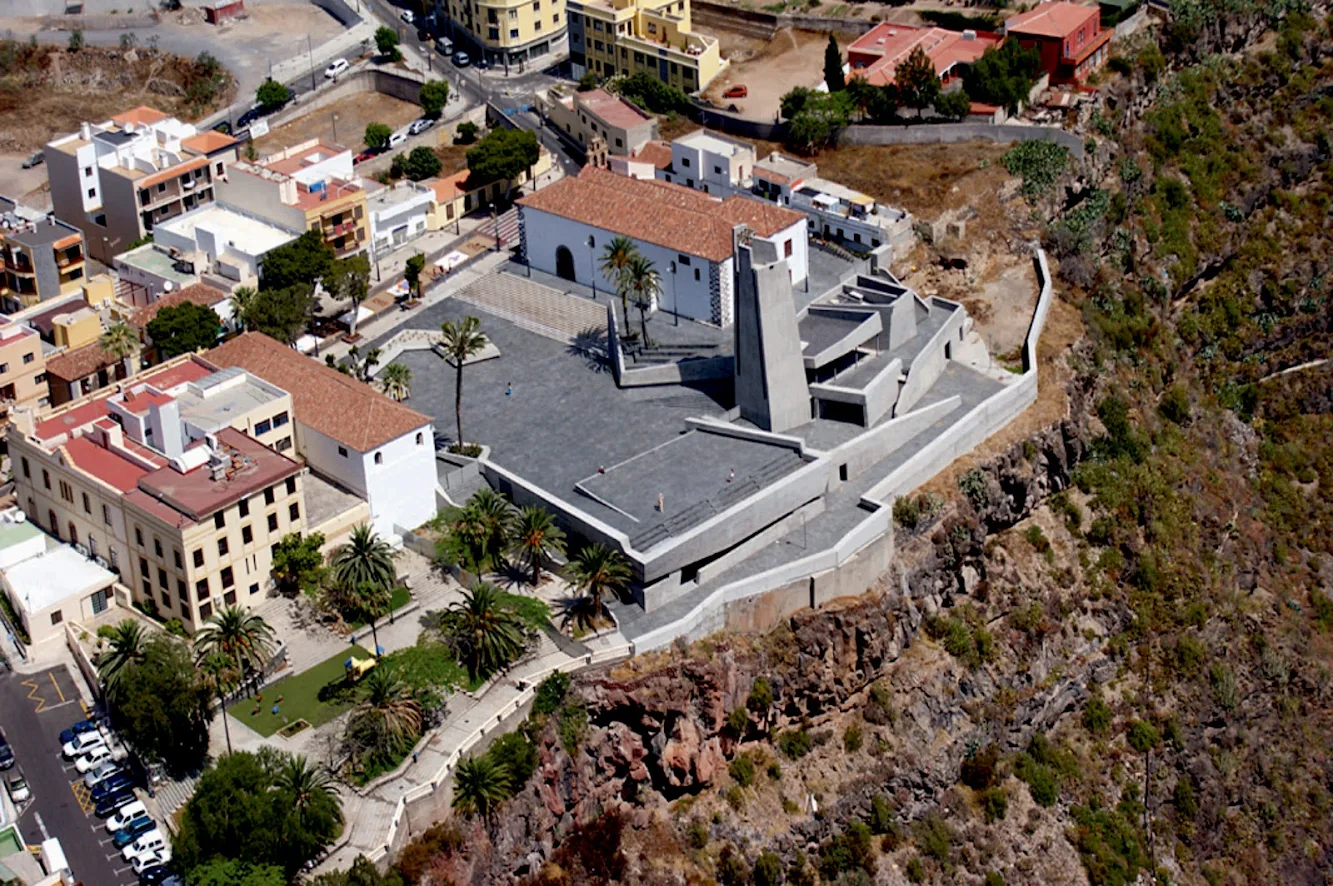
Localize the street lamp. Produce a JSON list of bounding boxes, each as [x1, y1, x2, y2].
[[307, 34, 315, 92], [331, 112, 339, 146], [587, 235, 596, 299]]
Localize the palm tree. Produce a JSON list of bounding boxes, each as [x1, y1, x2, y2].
[[452, 753, 511, 827], [379, 362, 412, 401], [439, 316, 488, 450], [349, 668, 422, 759], [274, 753, 341, 811], [331, 525, 397, 591], [231, 285, 257, 331], [443, 581, 526, 680], [510, 505, 565, 587], [273, 753, 344, 863], [598, 235, 638, 332], [441, 488, 513, 574], [567, 544, 632, 627], [623, 254, 661, 346], [96, 619, 148, 691], [99, 321, 139, 378], [193, 605, 277, 686], [197, 652, 240, 754], [351, 580, 393, 658]]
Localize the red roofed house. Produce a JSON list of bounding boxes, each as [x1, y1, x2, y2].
[[1003, 1, 1110, 84], [517, 165, 808, 326], [847, 23, 1003, 88], [536, 86, 658, 157]]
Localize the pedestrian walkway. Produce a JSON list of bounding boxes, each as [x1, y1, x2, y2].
[[452, 273, 606, 344]]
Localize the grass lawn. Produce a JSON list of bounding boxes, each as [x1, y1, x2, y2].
[[347, 584, 413, 630], [229, 645, 372, 738]]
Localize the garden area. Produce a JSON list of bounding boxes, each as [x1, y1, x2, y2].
[[227, 644, 374, 738]]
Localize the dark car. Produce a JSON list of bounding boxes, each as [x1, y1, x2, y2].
[[138, 865, 181, 885], [91, 773, 135, 802], [0, 734, 13, 770], [113, 816, 156, 848], [94, 789, 137, 818], [59, 720, 98, 746]]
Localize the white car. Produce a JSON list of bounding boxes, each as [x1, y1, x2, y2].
[[408, 117, 433, 136], [75, 745, 114, 773], [131, 849, 171, 874], [107, 800, 148, 832], [388, 131, 407, 149], [400, 9, 414, 23], [123, 829, 167, 862], [63, 731, 106, 759], [6, 773, 30, 803], [84, 759, 122, 788], [324, 58, 349, 79]]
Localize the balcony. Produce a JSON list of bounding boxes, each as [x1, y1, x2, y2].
[[56, 251, 83, 268]]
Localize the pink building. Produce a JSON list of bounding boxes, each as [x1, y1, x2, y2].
[[846, 23, 1003, 87]]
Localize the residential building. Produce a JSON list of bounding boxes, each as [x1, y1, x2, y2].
[[1003, 1, 1110, 83], [608, 139, 674, 180], [153, 203, 299, 287], [536, 86, 657, 156], [661, 129, 754, 195], [568, 0, 724, 93], [517, 165, 807, 325], [43, 341, 129, 408], [439, 0, 566, 69], [113, 243, 200, 302], [845, 23, 1002, 88], [366, 181, 434, 255], [0, 198, 87, 312], [126, 283, 233, 360], [0, 513, 117, 646], [8, 355, 307, 629], [219, 140, 369, 258], [207, 332, 438, 538], [44, 107, 240, 263], [0, 320, 50, 427], [421, 149, 556, 233]]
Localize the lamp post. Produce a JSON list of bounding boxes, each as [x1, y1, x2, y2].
[[668, 261, 678, 326], [307, 34, 315, 92], [331, 112, 339, 146], [587, 235, 597, 299]]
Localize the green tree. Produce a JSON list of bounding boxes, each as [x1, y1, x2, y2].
[[961, 40, 1040, 113], [309, 856, 403, 886], [345, 668, 422, 766], [404, 252, 426, 298], [439, 315, 488, 449], [403, 145, 441, 181], [611, 71, 692, 114], [260, 228, 335, 292], [510, 505, 566, 586], [439, 488, 514, 573], [456, 121, 479, 144], [780, 85, 816, 119], [824, 34, 845, 91], [364, 122, 392, 151], [442, 581, 527, 679], [231, 285, 257, 331], [325, 253, 372, 337], [379, 362, 412, 401], [68, 29, 84, 51], [374, 25, 401, 60], [895, 45, 939, 116], [599, 235, 638, 332], [331, 525, 398, 593], [146, 301, 220, 357], [452, 753, 511, 826], [273, 754, 344, 865], [566, 543, 632, 629], [785, 92, 852, 154], [197, 652, 240, 755], [419, 79, 450, 117], [350, 581, 393, 656], [110, 635, 212, 775], [193, 605, 277, 686], [465, 128, 540, 197], [623, 253, 661, 345], [188, 858, 286, 886], [95, 619, 148, 691], [272, 531, 327, 595], [246, 284, 316, 346], [936, 89, 972, 120], [255, 78, 290, 111]]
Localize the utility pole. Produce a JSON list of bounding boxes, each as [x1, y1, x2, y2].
[[307, 34, 315, 92]]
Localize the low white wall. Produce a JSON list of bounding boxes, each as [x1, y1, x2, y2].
[[895, 302, 965, 415], [826, 395, 961, 482]]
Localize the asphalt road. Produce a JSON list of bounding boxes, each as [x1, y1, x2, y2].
[[0, 666, 135, 886]]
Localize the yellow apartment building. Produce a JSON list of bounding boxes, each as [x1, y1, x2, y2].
[[441, 0, 567, 69], [1, 196, 87, 312], [0, 320, 50, 429], [568, 0, 724, 92]]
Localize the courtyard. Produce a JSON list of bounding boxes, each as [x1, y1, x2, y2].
[[228, 644, 373, 738]]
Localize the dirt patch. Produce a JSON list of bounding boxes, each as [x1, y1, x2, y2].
[[0, 42, 235, 154], [702, 28, 844, 121], [254, 92, 423, 154]]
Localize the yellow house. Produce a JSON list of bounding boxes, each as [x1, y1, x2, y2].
[[440, 0, 566, 70], [422, 148, 555, 231], [568, 0, 724, 93]]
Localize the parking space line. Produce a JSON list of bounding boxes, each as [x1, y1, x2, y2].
[[69, 780, 93, 814], [19, 678, 46, 712], [47, 672, 65, 704]]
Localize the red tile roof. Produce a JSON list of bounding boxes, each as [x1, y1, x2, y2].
[[33, 357, 215, 442], [140, 357, 215, 391], [181, 131, 238, 156], [129, 284, 229, 329], [118, 389, 175, 415], [848, 24, 1003, 86], [633, 141, 674, 170], [1004, 1, 1099, 38], [206, 333, 432, 451], [111, 106, 169, 128], [61, 436, 149, 493], [518, 166, 804, 262], [44, 341, 123, 383]]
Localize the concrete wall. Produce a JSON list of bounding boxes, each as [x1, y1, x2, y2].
[[842, 123, 1086, 157], [894, 302, 965, 416], [617, 355, 734, 387]]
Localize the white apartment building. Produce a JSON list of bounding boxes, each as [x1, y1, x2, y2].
[[366, 181, 434, 255]]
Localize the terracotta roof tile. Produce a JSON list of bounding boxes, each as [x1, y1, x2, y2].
[[181, 131, 239, 155], [129, 283, 229, 329], [205, 332, 432, 451], [849, 24, 1003, 86], [716, 196, 806, 238], [137, 155, 210, 190], [633, 141, 674, 170], [111, 106, 169, 128], [424, 170, 472, 203], [45, 341, 123, 383], [1004, 1, 1099, 38]]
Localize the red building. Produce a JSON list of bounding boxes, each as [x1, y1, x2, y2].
[[846, 23, 1003, 88], [1003, 1, 1111, 84]]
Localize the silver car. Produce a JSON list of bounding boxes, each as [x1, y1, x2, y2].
[[6, 772, 30, 804], [408, 118, 433, 136]]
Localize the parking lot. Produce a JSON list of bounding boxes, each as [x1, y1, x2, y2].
[[0, 666, 140, 886]]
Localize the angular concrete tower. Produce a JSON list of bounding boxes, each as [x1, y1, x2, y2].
[[732, 237, 810, 433]]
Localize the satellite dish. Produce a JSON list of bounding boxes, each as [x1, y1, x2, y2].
[[163, 281, 174, 292]]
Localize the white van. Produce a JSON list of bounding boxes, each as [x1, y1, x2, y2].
[[107, 800, 148, 832], [123, 829, 166, 861]]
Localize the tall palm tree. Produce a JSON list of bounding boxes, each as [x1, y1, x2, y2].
[[444, 581, 526, 680], [197, 651, 240, 754], [442, 488, 513, 574], [192, 605, 277, 685], [439, 316, 488, 450], [96, 619, 148, 691], [510, 505, 565, 587], [273, 753, 344, 863], [379, 362, 412, 401], [349, 668, 422, 759], [99, 321, 139, 378], [231, 285, 257, 331], [351, 580, 393, 658], [598, 235, 638, 332], [623, 254, 661, 346], [274, 753, 341, 811], [567, 544, 632, 625], [331, 525, 397, 591], [452, 753, 511, 827]]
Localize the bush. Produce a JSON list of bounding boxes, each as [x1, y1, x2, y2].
[[914, 814, 952, 861], [686, 819, 708, 849], [1002, 140, 1070, 200], [532, 671, 569, 715], [374, 25, 401, 60], [1172, 777, 1197, 820], [962, 744, 1000, 789], [1126, 720, 1161, 753], [959, 468, 990, 510], [777, 729, 813, 760], [906, 856, 926, 883], [754, 850, 783, 886], [486, 731, 537, 793], [986, 872, 1006, 886], [1210, 663, 1238, 711], [725, 784, 745, 811], [728, 753, 756, 787], [255, 78, 290, 111], [864, 680, 895, 724], [1158, 385, 1191, 425], [747, 677, 774, 712], [869, 793, 894, 834], [612, 71, 692, 115], [1083, 693, 1113, 735], [982, 786, 1009, 823], [843, 722, 863, 752], [455, 121, 479, 144], [726, 706, 748, 736], [1015, 753, 1059, 806], [403, 146, 441, 181], [68, 29, 84, 51]]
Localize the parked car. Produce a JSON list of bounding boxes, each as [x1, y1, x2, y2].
[[388, 131, 407, 149], [324, 58, 349, 79], [83, 760, 123, 788], [0, 733, 12, 770], [435, 37, 453, 55], [6, 772, 29, 803], [112, 815, 156, 848], [236, 105, 267, 128], [63, 731, 106, 758], [138, 866, 180, 885], [20, 150, 43, 169], [75, 745, 114, 773], [59, 720, 98, 746], [123, 829, 167, 862], [131, 849, 171, 874], [91, 773, 135, 802], [400, 9, 414, 23], [107, 800, 149, 831], [94, 789, 137, 818], [723, 84, 748, 99], [353, 150, 377, 165], [452, 51, 471, 67], [408, 117, 433, 136]]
